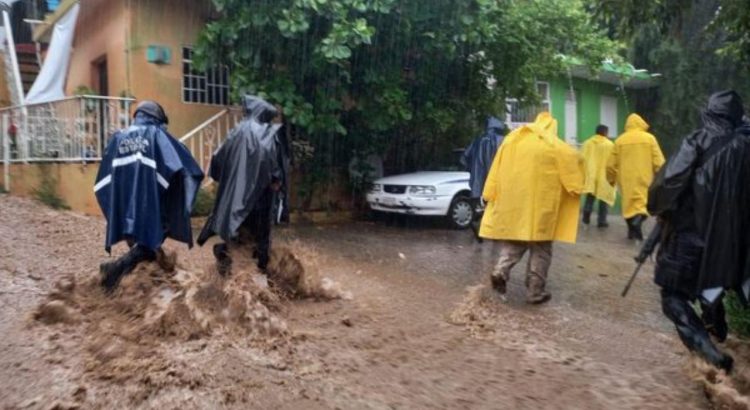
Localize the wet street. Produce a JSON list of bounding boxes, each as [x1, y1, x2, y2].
[[0, 195, 718, 409]]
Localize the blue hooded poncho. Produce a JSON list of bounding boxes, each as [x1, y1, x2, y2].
[[94, 112, 204, 252], [461, 117, 506, 198]]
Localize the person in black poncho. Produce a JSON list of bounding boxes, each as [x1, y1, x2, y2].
[[648, 90, 750, 373], [197, 95, 287, 275]]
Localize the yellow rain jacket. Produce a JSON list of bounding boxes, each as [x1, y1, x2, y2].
[[581, 134, 616, 206], [606, 114, 665, 219], [480, 113, 584, 244]]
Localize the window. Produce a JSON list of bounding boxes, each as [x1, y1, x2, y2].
[[182, 47, 230, 105], [506, 82, 551, 128]]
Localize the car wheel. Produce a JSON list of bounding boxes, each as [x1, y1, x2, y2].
[[448, 196, 474, 230]]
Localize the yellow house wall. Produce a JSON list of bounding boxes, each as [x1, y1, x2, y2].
[[65, 0, 129, 97], [63, 0, 223, 137], [129, 0, 223, 137], [6, 163, 101, 215], [0, 58, 12, 107]]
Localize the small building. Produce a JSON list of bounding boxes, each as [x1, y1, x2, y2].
[[0, 0, 241, 214], [30, 0, 229, 137], [506, 60, 659, 143]]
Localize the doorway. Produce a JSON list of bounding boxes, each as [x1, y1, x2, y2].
[[600, 95, 619, 137], [92, 56, 109, 154], [564, 89, 578, 145]]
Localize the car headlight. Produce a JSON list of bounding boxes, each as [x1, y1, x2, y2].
[[409, 185, 436, 195], [369, 183, 382, 193]]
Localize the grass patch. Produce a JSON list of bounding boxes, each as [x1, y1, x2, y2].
[[33, 165, 70, 210], [725, 292, 750, 339]]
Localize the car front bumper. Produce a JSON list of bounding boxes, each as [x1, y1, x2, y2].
[[366, 192, 452, 216]]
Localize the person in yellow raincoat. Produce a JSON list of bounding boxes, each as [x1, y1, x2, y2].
[[480, 112, 584, 304], [581, 125, 616, 228], [606, 114, 665, 240]]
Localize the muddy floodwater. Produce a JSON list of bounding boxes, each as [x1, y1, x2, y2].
[[1, 194, 746, 409]]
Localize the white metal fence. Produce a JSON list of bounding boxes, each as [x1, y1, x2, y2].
[[0, 95, 135, 163]]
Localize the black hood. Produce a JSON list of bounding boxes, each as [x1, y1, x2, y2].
[[243, 95, 278, 124], [702, 90, 745, 134], [134, 100, 169, 125]]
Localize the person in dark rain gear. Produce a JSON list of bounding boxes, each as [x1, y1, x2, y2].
[[648, 90, 750, 373], [95, 101, 204, 293], [197, 95, 287, 274]]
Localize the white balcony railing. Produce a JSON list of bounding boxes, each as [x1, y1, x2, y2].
[[0, 95, 135, 162], [179, 107, 243, 178]]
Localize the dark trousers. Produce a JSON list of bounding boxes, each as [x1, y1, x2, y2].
[[656, 231, 730, 368], [582, 194, 608, 226], [243, 205, 273, 269], [214, 191, 275, 272]]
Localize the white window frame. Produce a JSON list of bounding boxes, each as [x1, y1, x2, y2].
[[506, 81, 551, 130], [182, 46, 230, 106]]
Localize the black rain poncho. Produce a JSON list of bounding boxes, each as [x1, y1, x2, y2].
[[197, 96, 283, 245], [461, 117, 506, 198], [648, 90, 750, 302]]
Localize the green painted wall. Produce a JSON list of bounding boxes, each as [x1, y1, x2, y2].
[[549, 80, 568, 135], [547, 77, 636, 143]]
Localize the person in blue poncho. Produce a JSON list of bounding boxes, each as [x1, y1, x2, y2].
[[94, 101, 204, 293], [461, 116, 507, 199]]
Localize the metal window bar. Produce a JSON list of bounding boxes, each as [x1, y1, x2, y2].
[[182, 46, 230, 106]]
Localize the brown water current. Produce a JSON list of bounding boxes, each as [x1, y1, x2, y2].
[[0, 194, 748, 408]]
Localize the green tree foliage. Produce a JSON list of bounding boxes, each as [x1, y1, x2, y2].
[[195, 0, 615, 202], [711, 0, 750, 65], [591, 0, 750, 66], [591, 0, 750, 153]]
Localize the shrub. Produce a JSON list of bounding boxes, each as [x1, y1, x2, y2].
[[34, 165, 70, 210], [192, 187, 215, 217], [725, 292, 750, 339]]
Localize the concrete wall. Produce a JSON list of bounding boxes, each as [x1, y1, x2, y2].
[[64, 0, 224, 137], [549, 77, 637, 144], [128, 0, 224, 137], [0, 58, 12, 107], [5, 162, 101, 215], [66, 0, 129, 97]]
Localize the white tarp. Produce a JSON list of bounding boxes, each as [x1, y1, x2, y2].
[[25, 3, 79, 104]]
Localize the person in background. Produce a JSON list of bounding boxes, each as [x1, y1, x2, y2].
[[197, 95, 287, 274], [461, 116, 507, 200], [648, 90, 750, 373], [607, 114, 665, 240], [480, 113, 584, 304], [94, 101, 204, 293], [581, 125, 616, 228]]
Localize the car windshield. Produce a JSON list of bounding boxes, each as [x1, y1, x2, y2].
[[419, 148, 465, 172]]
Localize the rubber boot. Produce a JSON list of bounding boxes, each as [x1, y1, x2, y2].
[[526, 274, 551, 305], [582, 211, 592, 226], [490, 273, 507, 295], [257, 251, 270, 271], [662, 292, 733, 372], [597, 204, 609, 228], [702, 299, 729, 343], [155, 248, 177, 272], [626, 218, 636, 240], [100, 245, 155, 294], [213, 243, 232, 277]]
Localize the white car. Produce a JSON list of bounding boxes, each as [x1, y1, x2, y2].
[[366, 171, 475, 229]]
